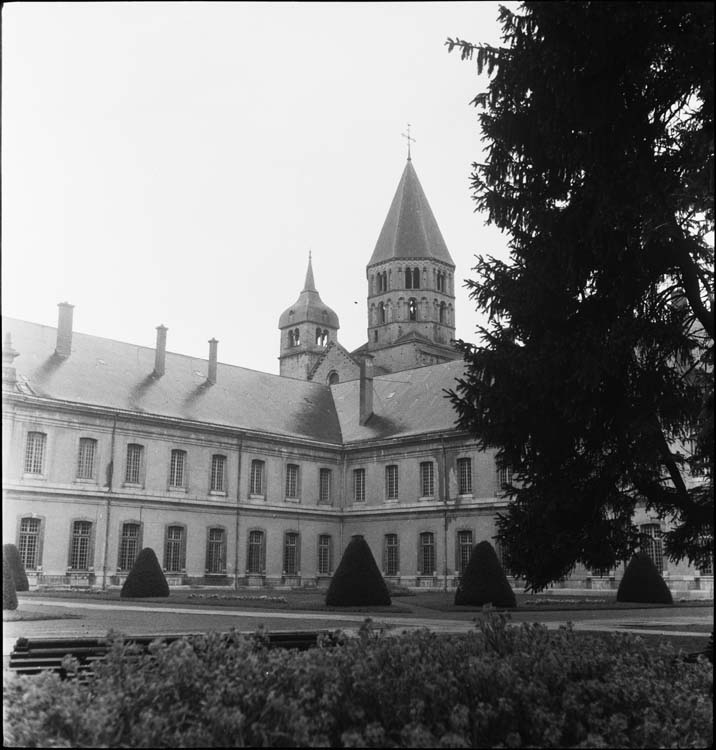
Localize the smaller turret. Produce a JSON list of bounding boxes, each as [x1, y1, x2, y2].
[[278, 254, 340, 380]]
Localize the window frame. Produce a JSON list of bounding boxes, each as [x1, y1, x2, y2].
[[117, 521, 143, 571], [457, 457, 473, 496], [456, 529, 473, 575], [420, 461, 435, 498], [205, 526, 227, 575], [353, 468, 366, 503], [385, 464, 399, 501], [418, 531, 436, 577], [285, 463, 301, 501], [209, 453, 227, 494], [23, 431, 47, 476], [17, 515, 44, 570], [68, 519, 95, 571], [383, 533, 399, 576], [317, 534, 333, 576], [319, 468, 332, 505], [164, 524, 187, 573], [640, 523, 665, 574], [249, 459, 265, 497], [76, 437, 98, 481], [246, 528, 266, 574], [169, 449, 188, 490], [124, 443, 144, 486], [283, 531, 300, 576]]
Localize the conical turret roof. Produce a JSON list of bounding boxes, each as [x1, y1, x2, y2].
[[278, 255, 340, 329], [368, 160, 454, 267]]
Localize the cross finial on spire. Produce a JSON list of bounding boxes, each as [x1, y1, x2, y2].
[[401, 123, 415, 161], [304, 250, 316, 292]]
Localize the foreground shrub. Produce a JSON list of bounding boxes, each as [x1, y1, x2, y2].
[[120, 547, 169, 598], [3, 544, 29, 592], [3, 548, 18, 611], [4, 616, 712, 748], [617, 552, 673, 604], [455, 540, 516, 607], [326, 535, 391, 606]]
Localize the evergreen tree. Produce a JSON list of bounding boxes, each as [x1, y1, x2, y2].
[[120, 547, 169, 598], [455, 541, 516, 608], [3, 544, 29, 592], [446, 2, 714, 591], [326, 535, 391, 606], [616, 552, 673, 604], [3, 548, 19, 611]]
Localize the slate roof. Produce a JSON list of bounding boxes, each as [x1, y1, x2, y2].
[[3, 318, 467, 446], [368, 159, 454, 267], [278, 256, 340, 329], [2, 318, 343, 444], [331, 359, 466, 443]]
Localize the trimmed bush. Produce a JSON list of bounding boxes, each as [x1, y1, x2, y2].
[[3, 548, 18, 611], [455, 540, 516, 607], [3, 543, 29, 591], [325, 535, 391, 606], [120, 547, 169, 598], [617, 552, 673, 604], [3, 616, 712, 748]]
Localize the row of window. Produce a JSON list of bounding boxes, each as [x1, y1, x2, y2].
[[286, 327, 330, 348], [373, 299, 453, 326], [23, 432, 509, 502], [17, 518, 485, 577], [372, 268, 451, 294]]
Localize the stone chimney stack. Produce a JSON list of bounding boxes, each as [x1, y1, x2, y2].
[[154, 325, 168, 377], [2, 333, 19, 388], [208, 338, 218, 384], [359, 357, 374, 425], [55, 302, 74, 358]]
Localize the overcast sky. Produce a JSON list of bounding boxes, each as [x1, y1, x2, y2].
[[2, 1, 512, 375]]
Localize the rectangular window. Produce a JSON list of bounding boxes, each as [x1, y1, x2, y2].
[[18, 517, 41, 569], [169, 450, 187, 488], [318, 534, 332, 575], [385, 465, 399, 500], [283, 532, 299, 575], [164, 525, 186, 572], [497, 464, 512, 489], [319, 469, 332, 504], [76, 438, 97, 480], [125, 443, 143, 484], [70, 520, 92, 570], [206, 528, 226, 574], [24, 432, 46, 475], [494, 540, 512, 577], [420, 461, 435, 497], [250, 459, 265, 495], [285, 464, 300, 499], [640, 523, 664, 573], [384, 533, 399, 576], [210, 454, 226, 493], [118, 522, 140, 571], [353, 468, 365, 503], [457, 530, 473, 574], [457, 457, 472, 495], [419, 532, 435, 576], [247, 530, 265, 574]]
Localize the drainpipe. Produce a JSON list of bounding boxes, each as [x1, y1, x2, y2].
[[234, 435, 243, 591], [441, 436, 449, 593], [102, 413, 118, 591]]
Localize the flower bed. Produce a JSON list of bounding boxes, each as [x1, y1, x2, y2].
[[4, 615, 712, 748]]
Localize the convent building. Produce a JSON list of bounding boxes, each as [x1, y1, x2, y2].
[[2, 157, 711, 596]]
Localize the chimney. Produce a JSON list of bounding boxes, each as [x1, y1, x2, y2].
[[207, 338, 218, 384], [359, 357, 374, 425], [154, 325, 167, 377], [55, 302, 74, 358], [2, 332, 19, 388]]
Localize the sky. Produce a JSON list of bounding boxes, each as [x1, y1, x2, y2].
[[2, 1, 513, 375]]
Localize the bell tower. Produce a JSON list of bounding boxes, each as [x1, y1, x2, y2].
[[278, 254, 340, 380]]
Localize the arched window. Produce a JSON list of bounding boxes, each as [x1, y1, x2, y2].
[[118, 522, 141, 571], [327, 371, 339, 385], [437, 271, 446, 293], [408, 298, 418, 321], [379, 302, 386, 324], [247, 529, 266, 574], [293, 328, 300, 346], [288, 330, 295, 347], [439, 301, 446, 323], [206, 527, 226, 575], [412, 267, 420, 289]]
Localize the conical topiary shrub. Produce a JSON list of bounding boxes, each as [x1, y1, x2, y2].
[[3, 544, 29, 592], [326, 535, 391, 606], [3, 548, 18, 611], [120, 547, 170, 598], [616, 552, 673, 604], [455, 540, 516, 608]]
